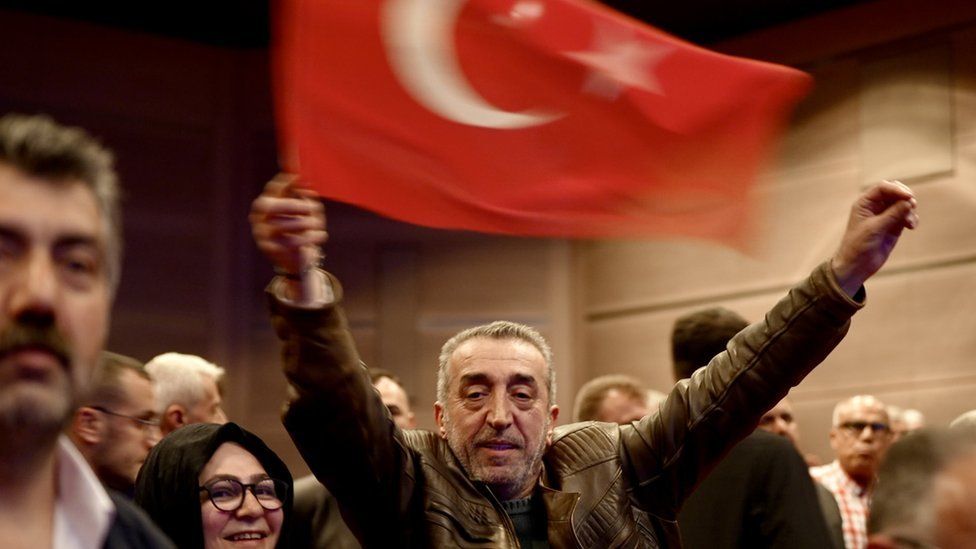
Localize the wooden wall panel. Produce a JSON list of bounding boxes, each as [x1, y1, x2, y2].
[[576, 7, 976, 465]]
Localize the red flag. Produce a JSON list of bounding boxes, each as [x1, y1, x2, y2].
[[273, 0, 811, 241]]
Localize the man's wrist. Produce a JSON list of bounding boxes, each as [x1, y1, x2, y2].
[[829, 257, 865, 298], [274, 262, 317, 281]]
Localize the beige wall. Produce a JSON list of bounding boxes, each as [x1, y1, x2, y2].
[[577, 3, 976, 461]]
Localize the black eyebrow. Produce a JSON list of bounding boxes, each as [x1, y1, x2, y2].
[[459, 373, 538, 387], [202, 473, 273, 484], [0, 224, 102, 253], [0, 225, 26, 245], [53, 234, 102, 251], [458, 373, 491, 387], [508, 374, 537, 388]]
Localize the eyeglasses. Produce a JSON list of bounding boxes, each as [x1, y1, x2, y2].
[[91, 406, 160, 433], [839, 421, 890, 436], [199, 477, 288, 512]]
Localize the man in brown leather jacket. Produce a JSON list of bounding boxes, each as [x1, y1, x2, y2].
[[250, 176, 917, 548]]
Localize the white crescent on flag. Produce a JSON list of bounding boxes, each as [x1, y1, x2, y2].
[[380, 0, 564, 129]]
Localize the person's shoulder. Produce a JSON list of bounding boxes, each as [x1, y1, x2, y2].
[[104, 491, 175, 549]]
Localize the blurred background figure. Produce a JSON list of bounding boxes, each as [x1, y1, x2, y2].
[[950, 409, 976, 437], [573, 374, 650, 424], [672, 307, 837, 549], [370, 368, 416, 430], [868, 428, 976, 549], [289, 367, 418, 548], [145, 352, 228, 435], [812, 395, 893, 549], [887, 405, 926, 442], [69, 352, 161, 497], [758, 398, 800, 445]]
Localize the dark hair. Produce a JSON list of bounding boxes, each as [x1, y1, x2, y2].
[[0, 113, 121, 288], [135, 422, 293, 549], [671, 307, 748, 380], [83, 351, 149, 408]]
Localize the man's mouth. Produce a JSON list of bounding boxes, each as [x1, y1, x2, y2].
[[477, 440, 521, 451], [224, 531, 269, 542], [0, 345, 69, 379]]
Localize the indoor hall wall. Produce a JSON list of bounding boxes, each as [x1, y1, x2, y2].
[[575, 1, 976, 461], [0, 10, 297, 468], [0, 11, 578, 476]]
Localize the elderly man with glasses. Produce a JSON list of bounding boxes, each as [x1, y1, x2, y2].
[[811, 395, 894, 549], [69, 351, 162, 497]]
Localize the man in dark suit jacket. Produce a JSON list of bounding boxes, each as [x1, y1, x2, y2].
[[673, 307, 840, 549]]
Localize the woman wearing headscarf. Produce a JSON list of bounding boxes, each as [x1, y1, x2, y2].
[[135, 422, 292, 549]]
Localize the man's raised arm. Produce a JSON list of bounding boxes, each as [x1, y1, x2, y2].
[[250, 175, 415, 545], [623, 180, 917, 514]]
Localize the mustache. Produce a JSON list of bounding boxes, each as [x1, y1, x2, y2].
[[473, 433, 523, 449], [0, 318, 71, 368]]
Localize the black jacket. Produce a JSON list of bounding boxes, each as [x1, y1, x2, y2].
[[104, 492, 175, 549], [678, 430, 836, 548]]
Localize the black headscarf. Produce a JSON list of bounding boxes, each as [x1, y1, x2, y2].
[[134, 422, 293, 549]]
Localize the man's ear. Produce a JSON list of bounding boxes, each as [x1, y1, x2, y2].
[[434, 402, 447, 439], [162, 404, 187, 435], [72, 407, 104, 445], [546, 405, 560, 446], [828, 427, 841, 452]]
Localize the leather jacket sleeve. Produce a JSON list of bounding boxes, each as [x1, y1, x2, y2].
[[269, 273, 416, 546], [619, 262, 863, 519]]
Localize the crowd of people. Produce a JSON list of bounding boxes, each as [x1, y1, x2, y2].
[[1, 111, 973, 549]]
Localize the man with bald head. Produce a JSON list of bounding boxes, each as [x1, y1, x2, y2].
[[812, 395, 894, 549]]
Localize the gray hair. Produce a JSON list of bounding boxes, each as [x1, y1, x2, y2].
[[437, 321, 554, 405], [144, 352, 225, 414], [832, 395, 887, 427], [0, 114, 122, 290]]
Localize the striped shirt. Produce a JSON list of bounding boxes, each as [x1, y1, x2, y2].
[[810, 461, 870, 549]]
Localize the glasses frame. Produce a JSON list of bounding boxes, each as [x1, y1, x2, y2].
[[199, 477, 288, 512], [838, 420, 891, 436], [90, 405, 160, 432]]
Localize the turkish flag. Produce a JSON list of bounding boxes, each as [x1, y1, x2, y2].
[[273, 0, 811, 241]]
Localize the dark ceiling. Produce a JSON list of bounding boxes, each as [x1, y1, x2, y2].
[[4, 0, 871, 48]]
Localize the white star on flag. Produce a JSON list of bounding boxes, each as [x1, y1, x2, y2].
[[563, 24, 672, 100]]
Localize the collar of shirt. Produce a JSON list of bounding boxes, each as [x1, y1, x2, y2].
[[53, 436, 115, 549], [814, 460, 869, 499]]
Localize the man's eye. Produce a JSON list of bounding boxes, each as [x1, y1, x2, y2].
[[464, 391, 486, 400], [513, 392, 532, 401], [60, 252, 99, 278]]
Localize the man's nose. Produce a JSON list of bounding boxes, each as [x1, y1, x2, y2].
[[486, 392, 513, 430], [7, 251, 58, 319]]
